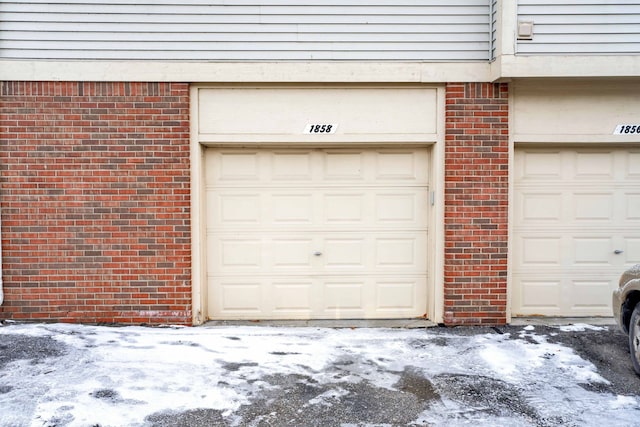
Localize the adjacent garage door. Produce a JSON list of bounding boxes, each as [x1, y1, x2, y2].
[[205, 147, 430, 320], [512, 147, 640, 316]]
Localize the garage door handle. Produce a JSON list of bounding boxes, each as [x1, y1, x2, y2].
[[313, 251, 322, 256], [614, 249, 624, 254]]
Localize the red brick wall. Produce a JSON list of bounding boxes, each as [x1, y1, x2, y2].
[[444, 82, 509, 325], [0, 82, 191, 325]]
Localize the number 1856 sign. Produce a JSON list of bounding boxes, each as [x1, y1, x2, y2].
[[614, 124, 640, 135], [304, 124, 338, 135]]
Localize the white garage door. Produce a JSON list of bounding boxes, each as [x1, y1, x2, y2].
[[205, 148, 430, 320], [512, 148, 640, 317]]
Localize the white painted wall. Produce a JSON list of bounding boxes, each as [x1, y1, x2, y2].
[[512, 80, 640, 143], [196, 86, 439, 144]]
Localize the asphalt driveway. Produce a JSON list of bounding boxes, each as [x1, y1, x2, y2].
[[1, 321, 639, 427]]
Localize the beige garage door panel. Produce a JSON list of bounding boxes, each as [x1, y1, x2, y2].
[[513, 148, 640, 316], [211, 277, 428, 319], [208, 232, 428, 273], [206, 148, 430, 320], [207, 190, 429, 230]]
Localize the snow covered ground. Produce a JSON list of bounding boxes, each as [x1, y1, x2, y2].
[[0, 322, 638, 426]]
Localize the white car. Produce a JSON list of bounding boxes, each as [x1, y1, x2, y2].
[[612, 264, 640, 374]]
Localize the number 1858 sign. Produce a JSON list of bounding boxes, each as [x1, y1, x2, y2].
[[304, 124, 338, 134]]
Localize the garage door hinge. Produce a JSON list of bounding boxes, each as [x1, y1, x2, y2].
[[430, 191, 435, 206]]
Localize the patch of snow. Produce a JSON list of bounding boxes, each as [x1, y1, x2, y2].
[[307, 387, 350, 407], [610, 395, 638, 409], [557, 324, 607, 332]]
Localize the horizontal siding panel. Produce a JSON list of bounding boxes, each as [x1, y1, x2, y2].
[[519, 5, 640, 14], [0, 22, 297, 32], [531, 24, 640, 34], [0, 22, 491, 34], [3, 4, 490, 15], [517, 1, 640, 55], [518, 43, 640, 54], [0, 31, 490, 43], [2, 41, 491, 51], [519, 0, 640, 3], [0, 0, 491, 61], [0, 49, 490, 61], [5, 0, 478, 6], [3, 0, 490, 4], [520, 34, 640, 44], [1, 13, 490, 25], [515, 14, 640, 24]]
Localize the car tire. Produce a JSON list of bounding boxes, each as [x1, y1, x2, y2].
[[629, 303, 640, 375]]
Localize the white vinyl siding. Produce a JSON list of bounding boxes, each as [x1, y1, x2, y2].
[[0, 0, 492, 61], [490, 0, 498, 60], [517, 0, 640, 55]]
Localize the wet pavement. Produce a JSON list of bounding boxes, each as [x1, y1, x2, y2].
[[1, 321, 639, 427]]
